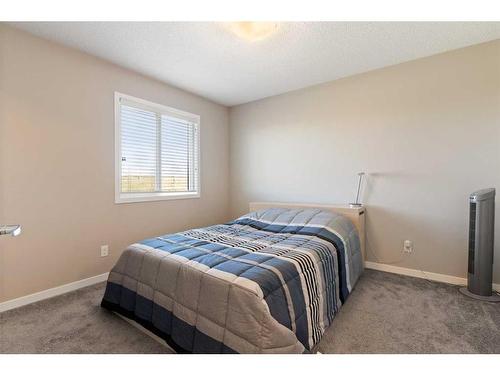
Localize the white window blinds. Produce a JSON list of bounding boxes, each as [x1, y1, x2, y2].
[[116, 93, 200, 203]]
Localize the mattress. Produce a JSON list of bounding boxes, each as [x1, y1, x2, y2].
[[101, 208, 363, 353]]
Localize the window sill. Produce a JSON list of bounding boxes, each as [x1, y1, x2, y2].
[[115, 191, 200, 204]]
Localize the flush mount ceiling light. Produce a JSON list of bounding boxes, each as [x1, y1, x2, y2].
[[224, 22, 279, 42]]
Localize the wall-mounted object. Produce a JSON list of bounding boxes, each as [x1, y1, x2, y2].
[[0, 224, 22, 237]]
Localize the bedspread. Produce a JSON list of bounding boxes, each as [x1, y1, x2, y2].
[[101, 208, 363, 353]]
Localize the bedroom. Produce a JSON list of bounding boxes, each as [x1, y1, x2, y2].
[[1, 0, 499, 373]]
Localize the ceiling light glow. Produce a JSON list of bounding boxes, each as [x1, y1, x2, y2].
[[224, 22, 279, 42]]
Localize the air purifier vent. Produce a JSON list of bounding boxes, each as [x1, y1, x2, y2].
[[468, 201, 476, 274]]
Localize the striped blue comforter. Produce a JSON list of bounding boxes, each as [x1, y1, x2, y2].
[[101, 208, 363, 353]]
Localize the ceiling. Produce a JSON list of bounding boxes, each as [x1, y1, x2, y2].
[[10, 22, 500, 106]]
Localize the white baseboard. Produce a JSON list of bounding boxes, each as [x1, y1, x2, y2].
[[364, 261, 500, 292], [0, 273, 109, 313], [1, 262, 499, 313]]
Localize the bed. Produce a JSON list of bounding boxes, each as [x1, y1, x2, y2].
[[101, 202, 365, 353]]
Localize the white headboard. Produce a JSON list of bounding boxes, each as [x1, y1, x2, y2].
[[249, 201, 366, 262]]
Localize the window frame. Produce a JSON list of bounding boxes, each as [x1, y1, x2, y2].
[[114, 92, 201, 204]]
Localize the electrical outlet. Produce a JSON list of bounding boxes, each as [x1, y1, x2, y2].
[[100, 245, 109, 257], [403, 240, 413, 254]]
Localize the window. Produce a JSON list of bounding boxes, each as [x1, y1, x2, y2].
[[115, 92, 200, 203]]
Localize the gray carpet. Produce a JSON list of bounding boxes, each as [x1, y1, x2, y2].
[[1, 269, 499, 354], [0, 283, 172, 354]]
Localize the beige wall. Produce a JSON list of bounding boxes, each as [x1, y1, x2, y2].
[[0, 25, 230, 302], [229, 40, 500, 282]]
